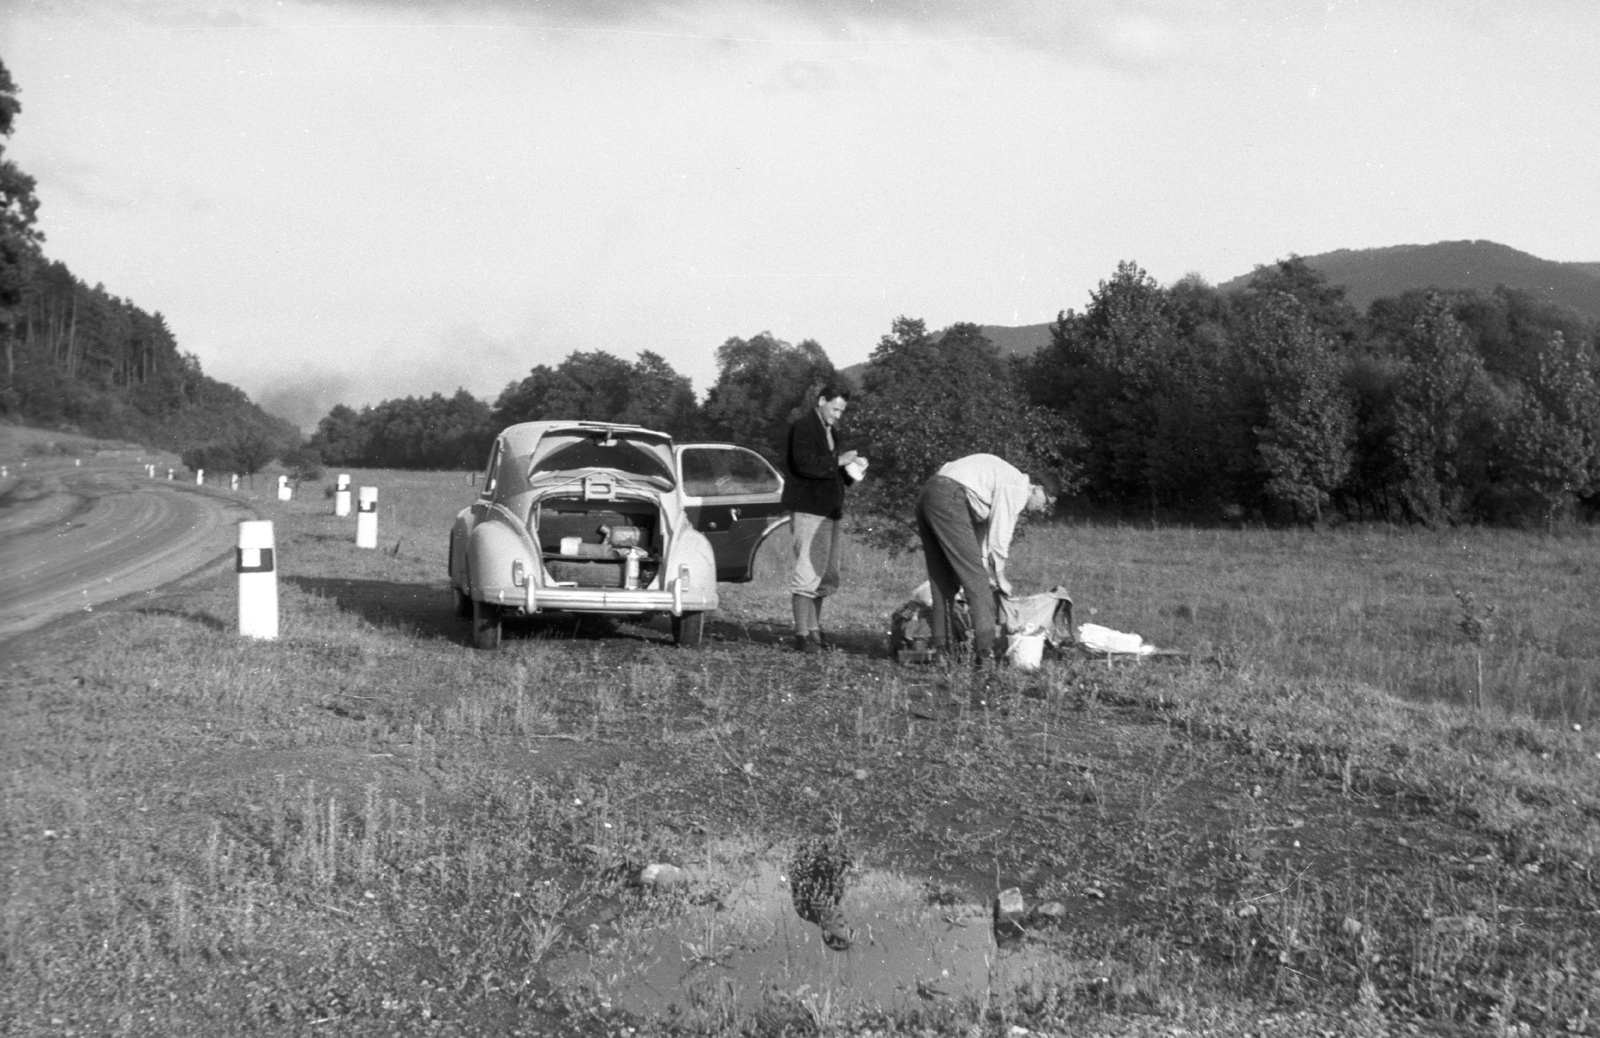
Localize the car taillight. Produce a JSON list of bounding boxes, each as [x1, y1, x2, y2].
[[512, 560, 526, 586], [677, 564, 691, 590]]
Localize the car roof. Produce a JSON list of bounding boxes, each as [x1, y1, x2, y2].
[[499, 421, 670, 457]]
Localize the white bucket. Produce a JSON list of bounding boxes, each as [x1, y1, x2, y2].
[[1005, 626, 1048, 670]]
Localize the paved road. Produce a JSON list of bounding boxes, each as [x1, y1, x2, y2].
[[0, 465, 253, 641]]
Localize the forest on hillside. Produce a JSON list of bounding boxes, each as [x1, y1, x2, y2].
[[1022, 261, 1599, 526], [1218, 240, 1600, 322], [0, 60, 298, 460], [307, 258, 1600, 530]]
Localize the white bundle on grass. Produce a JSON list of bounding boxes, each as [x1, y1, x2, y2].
[[1076, 623, 1157, 657]]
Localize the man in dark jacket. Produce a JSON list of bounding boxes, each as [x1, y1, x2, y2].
[[781, 383, 862, 653]]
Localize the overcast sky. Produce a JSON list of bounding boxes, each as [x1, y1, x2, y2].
[[4, 0, 1597, 428]]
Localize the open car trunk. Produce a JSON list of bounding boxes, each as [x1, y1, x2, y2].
[[533, 495, 663, 589]]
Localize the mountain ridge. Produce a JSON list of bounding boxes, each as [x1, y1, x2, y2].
[[837, 241, 1599, 383], [1217, 239, 1600, 323]]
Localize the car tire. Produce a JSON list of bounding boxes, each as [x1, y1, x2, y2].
[[671, 611, 705, 648], [472, 598, 503, 650]]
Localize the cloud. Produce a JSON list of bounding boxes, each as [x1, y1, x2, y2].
[[18, 0, 266, 29], [68, 0, 1248, 91], [32, 154, 216, 215], [293, 0, 1213, 68], [253, 369, 355, 432], [245, 324, 536, 430], [398, 324, 534, 406], [25, 156, 137, 212]]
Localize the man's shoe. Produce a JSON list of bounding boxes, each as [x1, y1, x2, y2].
[[813, 629, 830, 650], [795, 633, 820, 654]]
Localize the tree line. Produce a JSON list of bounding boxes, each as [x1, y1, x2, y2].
[[306, 337, 839, 471], [1022, 259, 1600, 526], [309, 260, 1600, 533], [0, 60, 299, 461]]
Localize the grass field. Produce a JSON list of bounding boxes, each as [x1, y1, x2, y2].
[[3, 463, 1598, 1036]]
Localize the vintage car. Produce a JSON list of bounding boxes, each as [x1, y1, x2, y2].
[[448, 421, 788, 649]]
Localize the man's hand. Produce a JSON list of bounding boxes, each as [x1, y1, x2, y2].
[[990, 559, 1013, 598], [839, 450, 860, 465]]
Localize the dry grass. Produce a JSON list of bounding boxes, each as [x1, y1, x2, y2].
[[2, 467, 1597, 1036]]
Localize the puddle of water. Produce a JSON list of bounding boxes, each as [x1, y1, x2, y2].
[[554, 857, 1063, 1019]]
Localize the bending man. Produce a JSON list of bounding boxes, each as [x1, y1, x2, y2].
[[915, 454, 1055, 663]]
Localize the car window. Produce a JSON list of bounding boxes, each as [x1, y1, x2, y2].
[[530, 432, 676, 488], [680, 446, 781, 497], [482, 440, 502, 495]]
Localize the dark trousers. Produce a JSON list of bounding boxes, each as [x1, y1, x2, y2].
[[915, 475, 998, 658]]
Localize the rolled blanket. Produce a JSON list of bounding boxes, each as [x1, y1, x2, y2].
[[1077, 623, 1156, 657]]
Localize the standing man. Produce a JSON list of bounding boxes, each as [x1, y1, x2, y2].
[[915, 454, 1056, 664], [781, 383, 862, 653]]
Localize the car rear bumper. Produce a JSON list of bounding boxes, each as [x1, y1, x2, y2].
[[480, 584, 717, 616]]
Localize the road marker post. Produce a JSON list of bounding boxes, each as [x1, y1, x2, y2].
[[334, 473, 351, 517], [237, 520, 279, 640], [196, 468, 205, 486], [356, 487, 378, 548], [231, 473, 240, 490], [167, 468, 174, 480], [277, 475, 292, 502]]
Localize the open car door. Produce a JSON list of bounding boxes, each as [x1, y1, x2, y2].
[[676, 443, 788, 582]]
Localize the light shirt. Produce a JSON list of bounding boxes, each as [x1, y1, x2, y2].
[[936, 454, 1033, 564], [814, 407, 835, 452]]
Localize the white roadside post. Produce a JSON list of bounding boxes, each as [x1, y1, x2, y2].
[[237, 520, 278, 640], [356, 486, 378, 548], [334, 473, 351, 517], [1, 465, 7, 478], [196, 468, 205, 486], [277, 474, 292, 502], [230, 473, 240, 491], [167, 468, 174, 480]]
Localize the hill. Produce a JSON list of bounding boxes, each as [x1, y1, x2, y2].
[[970, 322, 1055, 359], [2, 259, 299, 455], [834, 242, 1600, 388], [0, 61, 296, 460], [838, 322, 1053, 386], [1219, 240, 1600, 322]]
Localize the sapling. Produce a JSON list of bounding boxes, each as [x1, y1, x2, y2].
[[1454, 589, 1496, 711]]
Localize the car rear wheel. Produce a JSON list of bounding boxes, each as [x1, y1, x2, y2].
[[472, 598, 503, 650], [671, 611, 704, 648]]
